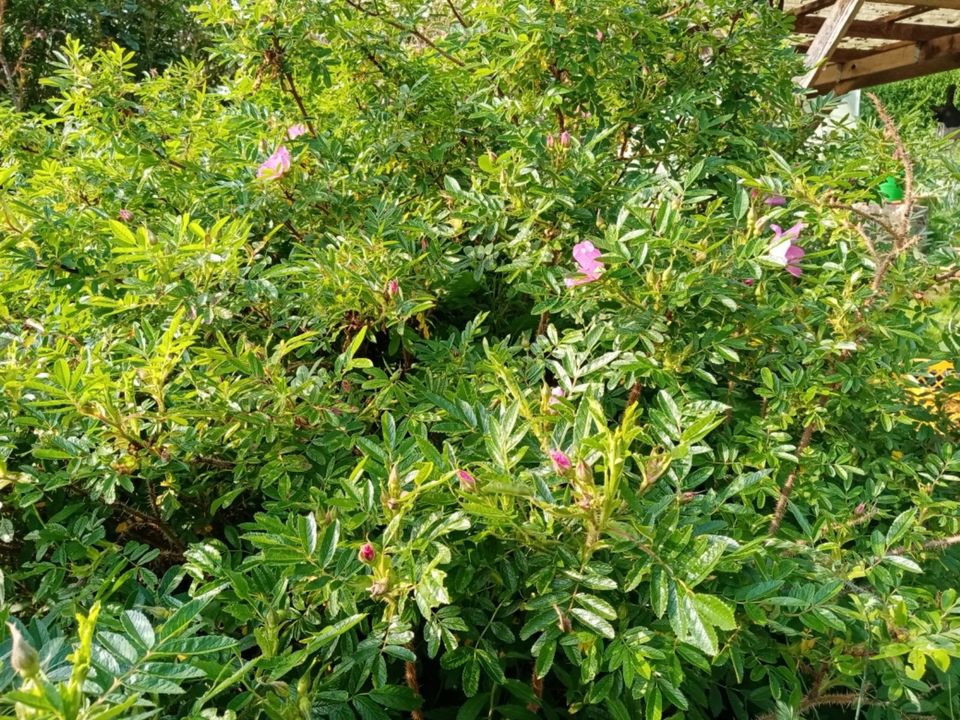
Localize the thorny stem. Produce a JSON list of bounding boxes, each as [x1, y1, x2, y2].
[[769, 399, 825, 536]]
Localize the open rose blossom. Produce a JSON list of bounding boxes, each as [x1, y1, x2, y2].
[[550, 450, 572, 472], [257, 145, 291, 180], [564, 241, 605, 287], [766, 223, 805, 278], [287, 123, 308, 139]]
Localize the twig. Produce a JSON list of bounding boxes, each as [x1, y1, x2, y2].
[[344, 0, 465, 67], [444, 0, 470, 27], [271, 35, 317, 138], [889, 534, 960, 556], [769, 401, 824, 535]]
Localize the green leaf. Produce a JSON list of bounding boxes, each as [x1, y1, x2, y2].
[[367, 686, 422, 711], [570, 607, 616, 639], [463, 655, 480, 697], [308, 614, 367, 649], [882, 555, 922, 573], [575, 593, 618, 621], [535, 639, 557, 679], [646, 686, 663, 720], [886, 509, 916, 547], [694, 594, 737, 631], [157, 587, 225, 641], [121, 610, 155, 650], [318, 519, 340, 568], [154, 636, 237, 656], [679, 592, 717, 656]]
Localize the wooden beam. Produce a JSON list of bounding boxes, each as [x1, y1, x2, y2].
[[798, 0, 865, 88], [868, 0, 960, 8], [788, 0, 837, 16], [876, 6, 933, 24], [795, 16, 958, 43], [797, 43, 911, 61], [812, 30, 960, 93]]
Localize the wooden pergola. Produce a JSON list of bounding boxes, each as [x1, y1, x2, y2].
[[788, 0, 960, 93]]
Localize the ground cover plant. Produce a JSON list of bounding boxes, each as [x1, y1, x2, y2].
[[1, 0, 959, 718]]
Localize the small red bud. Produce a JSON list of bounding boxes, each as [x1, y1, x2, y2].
[[457, 469, 476, 491], [359, 543, 376, 563]]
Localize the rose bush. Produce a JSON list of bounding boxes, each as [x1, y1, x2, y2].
[[1, 1, 959, 719]]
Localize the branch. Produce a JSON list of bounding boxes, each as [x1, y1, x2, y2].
[[769, 401, 824, 535], [271, 34, 317, 138], [444, 0, 470, 27], [343, 0, 465, 67]]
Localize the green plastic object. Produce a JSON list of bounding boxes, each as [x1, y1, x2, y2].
[[879, 175, 904, 202]]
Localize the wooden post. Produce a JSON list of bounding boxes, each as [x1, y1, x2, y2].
[[797, 0, 865, 88]]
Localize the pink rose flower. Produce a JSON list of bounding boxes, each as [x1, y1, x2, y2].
[[766, 223, 806, 278], [118, 209, 134, 222], [564, 241, 605, 288], [287, 123, 308, 139], [550, 450, 572, 472], [358, 543, 376, 563], [257, 145, 291, 180]]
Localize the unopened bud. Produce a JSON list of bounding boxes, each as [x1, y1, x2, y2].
[[5, 622, 40, 679], [358, 543, 376, 564], [457, 469, 476, 491], [559, 131, 571, 148]]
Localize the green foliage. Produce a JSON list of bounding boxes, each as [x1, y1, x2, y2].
[[1, 1, 959, 719], [0, 0, 202, 111]]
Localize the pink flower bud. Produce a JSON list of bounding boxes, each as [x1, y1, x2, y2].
[[550, 450, 572, 472], [546, 133, 555, 149], [359, 543, 376, 563], [855, 503, 866, 515], [559, 131, 571, 148], [386, 279, 399, 297], [118, 209, 133, 222], [742, 278, 754, 287], [596, 30, 604, 42], [457, 469, 476, 491]]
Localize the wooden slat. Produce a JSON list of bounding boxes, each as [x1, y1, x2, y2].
[[868, 0, 960, 8], [812, 30, 960, 92], [798, 0, 866, 88], [876, 5, 933, 24], [795, 16, 959, 42], [789, 0, 837, 16], [797, 43, 910, 60]]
